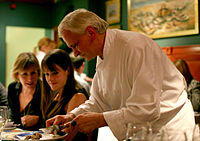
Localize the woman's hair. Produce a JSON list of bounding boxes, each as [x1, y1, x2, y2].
[[37, 37, 52, 50], [33, 37, 52, 55], [41, 49, 82, 119], [58, 8, 109, 36], [11, 52, 40, 81], [49, 40, 57, 50], [174, 59, 193, 85]]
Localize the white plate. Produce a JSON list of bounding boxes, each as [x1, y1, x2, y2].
[[4, 126, 16, 130], [14, 131, 67, 140], [4, 122, 17, 130], [5, 121, 14, 128]]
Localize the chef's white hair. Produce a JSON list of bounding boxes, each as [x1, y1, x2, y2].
[[58, 8, 109, 36]]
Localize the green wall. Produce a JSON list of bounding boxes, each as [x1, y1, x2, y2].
[[0, 0, 200, 85], [0, 2, 53, 27], [0, 0, 93, 85], [0, 1, 54, 85], [5, 26, 46, 87], [0, 25, 6, 85]]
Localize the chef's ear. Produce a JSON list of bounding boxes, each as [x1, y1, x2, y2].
[[86, 26, 96, 40]]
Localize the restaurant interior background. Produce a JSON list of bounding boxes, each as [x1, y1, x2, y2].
[[0, 0, 200, 87]]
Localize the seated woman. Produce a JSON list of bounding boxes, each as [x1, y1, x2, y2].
[[41, 49, 89, 140], [174, 59, 200, 112], [8, 52, 42, 130]]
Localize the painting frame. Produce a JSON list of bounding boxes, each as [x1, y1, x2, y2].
[[127, 0, 199, 39], [106, 0, 121, 24], [109, 24, 121, 29]]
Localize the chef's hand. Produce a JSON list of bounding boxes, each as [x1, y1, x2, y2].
[[21, 115, 39, 128], [46, 113, 75, 127], [73, 112, 107, 134], [46, 114, 78, 141], [62, 121, 79, 141]]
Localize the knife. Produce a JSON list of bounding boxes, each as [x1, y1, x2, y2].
[[47, 120, 76, 135]]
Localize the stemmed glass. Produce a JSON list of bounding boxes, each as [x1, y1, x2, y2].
[[192, 124, 200, 141], [125, 122, 153, 141], [126, 123, 133, 141], [0, 106, 8, 140]]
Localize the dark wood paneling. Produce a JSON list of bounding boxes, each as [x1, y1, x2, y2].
[[162, 45, 200, 82]]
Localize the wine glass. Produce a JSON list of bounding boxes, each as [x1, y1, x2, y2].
[[192, 124, 200, 141], [0, 106, 8, 140], [131, 123, 149, 141], [125, 122, 153, 141], [126, 123, 133, 141], [152, 127, 187, 141]]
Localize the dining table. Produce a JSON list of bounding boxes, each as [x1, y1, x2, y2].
[[1, 125, 66, 141]]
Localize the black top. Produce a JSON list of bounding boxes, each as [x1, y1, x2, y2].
[[43, 87, 89, 141], [43, 87, 89, 124], [7, 80, 42, 130]]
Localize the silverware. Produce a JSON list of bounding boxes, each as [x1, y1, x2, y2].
[[46, 120, 76, 135], [46, 124, 68, 135]]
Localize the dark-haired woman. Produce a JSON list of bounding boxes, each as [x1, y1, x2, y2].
[[174, 59, 200, 112], [41, 49, 89, 140]]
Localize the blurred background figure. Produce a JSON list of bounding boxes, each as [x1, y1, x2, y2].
[[174, 59, 200, 112], [0, 82, 8, 106], [33, 37, 57, 65], [41, 49, 89, 140], [7, 52, 42, 130], [49, 40, 58, 51], [70, 53, 92, 95]]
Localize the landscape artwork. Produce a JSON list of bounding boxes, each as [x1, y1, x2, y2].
[[128, 0, 199, 39]]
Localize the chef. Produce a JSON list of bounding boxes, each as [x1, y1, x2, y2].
[[46, 8, 195, 141]]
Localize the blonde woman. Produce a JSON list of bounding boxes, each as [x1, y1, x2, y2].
[[8, 52, 42, 130]]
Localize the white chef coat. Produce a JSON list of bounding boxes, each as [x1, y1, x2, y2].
[[70, 29, 195, 140], [36, 51, 46, 66]]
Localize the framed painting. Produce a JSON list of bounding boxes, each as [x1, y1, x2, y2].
[[109, 24, 121, 29], [106, 0, 121, 24], [127, 0, 199, 39]]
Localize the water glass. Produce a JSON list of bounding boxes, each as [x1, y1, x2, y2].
[[125, 122, 152, 141], [0, 107, 8, 129], [193, 124, 200, 141], [126, 123, 133, 141], [151, 127, 188, 141], [0, 106, 8, 140]]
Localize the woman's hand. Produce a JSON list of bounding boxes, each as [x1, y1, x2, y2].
[[21, 115, 39, 128], [46, 113, 75, 127]]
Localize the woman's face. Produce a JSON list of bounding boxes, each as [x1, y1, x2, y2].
[[17, 65, 39, 89], [44, 64, 68, 92]]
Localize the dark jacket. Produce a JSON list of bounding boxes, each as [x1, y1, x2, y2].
[[43, 86, 89, 141], [7, 80, 42, 130]]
